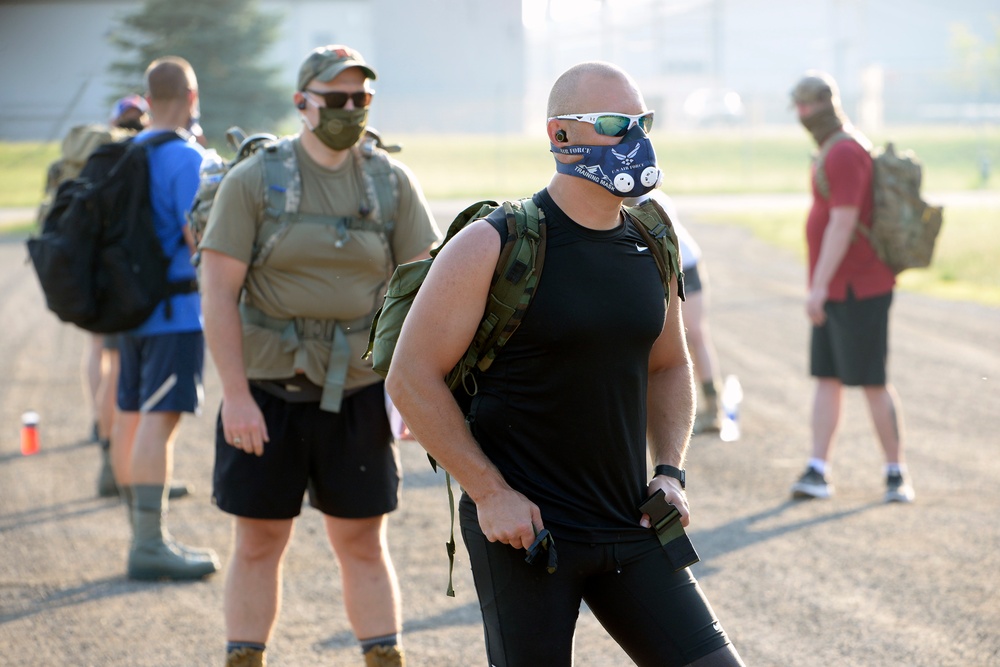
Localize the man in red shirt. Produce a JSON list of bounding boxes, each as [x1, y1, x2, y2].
[[789, 71, 914, 503]]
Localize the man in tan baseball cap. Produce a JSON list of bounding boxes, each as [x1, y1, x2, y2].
[[790, 69, 850, 145], [200, 43, 439, 667], [297, 44, 377, 91], [788, 69, 914, 506]]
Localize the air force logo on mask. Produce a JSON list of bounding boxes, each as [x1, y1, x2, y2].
[[552, 124, 662, 197]]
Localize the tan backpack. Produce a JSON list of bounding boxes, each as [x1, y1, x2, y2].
[[815, 131, 944, 274], [37, 124, 132, 223]]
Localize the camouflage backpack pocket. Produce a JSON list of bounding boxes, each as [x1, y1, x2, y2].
[[366, 257, 433, 380]]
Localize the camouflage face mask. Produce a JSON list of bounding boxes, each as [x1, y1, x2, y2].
[[312, 107, 368, 151]]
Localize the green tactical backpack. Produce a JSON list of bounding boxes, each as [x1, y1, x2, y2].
[[364, 194, 683, 596], [188, 126, 401, 256], [189, 126, 402, 412], [366, 195, 682, 395], [815, 131, 944, 274]]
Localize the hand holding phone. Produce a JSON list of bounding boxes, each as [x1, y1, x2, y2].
[[639, 489, 700, 571]]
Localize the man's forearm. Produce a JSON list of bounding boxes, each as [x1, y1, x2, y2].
[[647, 362, 695, 468], [387, 373, 509, 503], [811, 207, 858, 290], [202, 291, 250, 400]]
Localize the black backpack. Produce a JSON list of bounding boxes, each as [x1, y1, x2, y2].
[[27, 131, 197, 334]]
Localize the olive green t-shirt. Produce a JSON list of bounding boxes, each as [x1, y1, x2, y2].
[[200, 135, 439, 390]]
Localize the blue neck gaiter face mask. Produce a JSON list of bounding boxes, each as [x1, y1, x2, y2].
[[551, 124, 662, 197]]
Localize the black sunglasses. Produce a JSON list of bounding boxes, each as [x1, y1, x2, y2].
[[304, 89, 374, 109]]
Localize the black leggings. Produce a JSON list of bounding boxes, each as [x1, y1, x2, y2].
[[460, 497, 732, 667]]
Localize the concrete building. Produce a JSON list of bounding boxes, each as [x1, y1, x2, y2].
[[0, 0, 996, 141]]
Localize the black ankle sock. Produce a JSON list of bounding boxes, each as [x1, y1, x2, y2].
[[227, 641, 266, 653], [360, 633, 399, 652]]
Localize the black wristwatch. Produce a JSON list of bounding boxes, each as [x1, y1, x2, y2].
[[653, 464, 686, 489]]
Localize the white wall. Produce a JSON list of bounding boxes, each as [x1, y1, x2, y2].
[[0, 0, 375, 140], [1, 0, 997, 140], [0, 1, 138, 140]]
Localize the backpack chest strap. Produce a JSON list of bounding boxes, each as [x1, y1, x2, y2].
[[239, 302, 376, 412]]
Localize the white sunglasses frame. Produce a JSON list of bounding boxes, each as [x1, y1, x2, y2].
[[547, 111, 655, 136]]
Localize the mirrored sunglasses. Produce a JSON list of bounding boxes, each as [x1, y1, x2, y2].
[[550, 111, 654, 137]]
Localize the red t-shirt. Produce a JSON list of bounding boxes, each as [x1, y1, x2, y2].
[[806, 138, 895, 301]]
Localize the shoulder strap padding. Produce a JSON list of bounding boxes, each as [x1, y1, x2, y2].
[[814, 129, 871, 200], [353, 143, 400, 237], [445, 197, 546, 391], [253, 138, 400, 266], [623, 198, 684, 304]]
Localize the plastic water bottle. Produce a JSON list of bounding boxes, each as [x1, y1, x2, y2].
[[20, 410, 40, 456], [719, 375, 743, 442]]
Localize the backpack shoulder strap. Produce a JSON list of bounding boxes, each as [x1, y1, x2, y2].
[[814, 130, 866, 199], [355, 137, 400, 234], [252, 137, 302, 266], [353, 142, 400, 267], [446, 198, 546, 390], [623, 198, 684, 305], [261, 136, 298, 221]]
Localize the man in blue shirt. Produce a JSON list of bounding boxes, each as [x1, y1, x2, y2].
[[111, 56, 219, 580]]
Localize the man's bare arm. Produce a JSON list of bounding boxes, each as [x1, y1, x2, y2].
[[646, 276, 695, 525], [385, 221, 542, 550], [808, 206, 859, 324], [200, 248, 269, 455]]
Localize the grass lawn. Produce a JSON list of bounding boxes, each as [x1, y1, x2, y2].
[[697, 205, 1000, 307], [3, 124, 997, 305]]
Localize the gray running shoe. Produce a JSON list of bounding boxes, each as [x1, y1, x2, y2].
[[127, 539, 220, 581], [885, 471, 915, 503], [791, 466, 833, 499]]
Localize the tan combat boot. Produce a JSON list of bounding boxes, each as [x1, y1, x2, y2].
[[692, 380, 722, 434], [127, 485, 220, 581], [363, 644, 405, 667], [225, 646, 265, 667]]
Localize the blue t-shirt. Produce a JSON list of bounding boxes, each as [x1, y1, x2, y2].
[[131, 129, 203, 335]]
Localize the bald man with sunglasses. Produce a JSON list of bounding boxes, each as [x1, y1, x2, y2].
[[199, 45, 438, 667], [387, 61, 744, 667]]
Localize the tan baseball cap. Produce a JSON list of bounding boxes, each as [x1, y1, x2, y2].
[[790, 70, 840, 106], [297, 45, 377, 91]]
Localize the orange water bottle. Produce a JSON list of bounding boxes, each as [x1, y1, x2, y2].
[[20, 410, 40, 456]]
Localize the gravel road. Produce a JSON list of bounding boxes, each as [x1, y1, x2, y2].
[[1, 198, 998, 666]]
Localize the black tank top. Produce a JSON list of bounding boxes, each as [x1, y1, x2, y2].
[[462, 189, 666, 543]]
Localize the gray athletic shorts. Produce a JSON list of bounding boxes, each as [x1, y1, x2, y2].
[[811, 289, 892, 386]]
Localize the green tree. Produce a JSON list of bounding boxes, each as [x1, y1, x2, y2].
[[108, 0, 290, 143], [949, 16, 1000, 99]]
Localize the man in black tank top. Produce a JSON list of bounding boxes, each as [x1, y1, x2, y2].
[[387, 62, 745, 667]]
